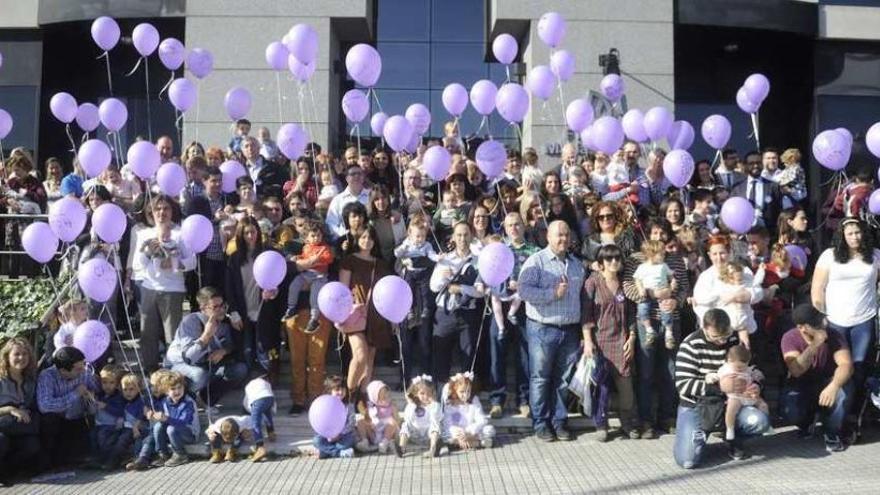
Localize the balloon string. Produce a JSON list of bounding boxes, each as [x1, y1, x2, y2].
[[505, 65, 511, 84], [750, 112, 760, 150], [195, 79, 201, 144], [65, 124, 77, 156], [158, 71, 175, 101], [355, 124, 362, 158], [175, 112, 184, 155], [97, 51, 114, 96], [302, 81, 321, 193], [276, 71, 284, 124], [469, 304, 490, 373], [556, 80, 568, 145], [145, 58, 153, 142], [100, 302, 133, 370], [495, 182, 509, 217], [124, 57, 143, 77], [369, 87, 384, 114], [710, 149, 722, 174]]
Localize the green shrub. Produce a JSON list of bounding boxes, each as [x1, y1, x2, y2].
[[0, 277, 62, 342]]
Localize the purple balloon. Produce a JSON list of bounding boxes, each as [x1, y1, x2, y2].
[[92, 203, 126, 243], [406, 103, 431, 135], [720, 197, 755, 234], [600, 74, 625, 102], [550, 50, 575, 82], [404, 131, 420, 154], [309, 395, 347, 439], [470, 80, 498, 116], [317, 282, 354, 323], [423, 145, 451, 181], [345, 43, 382, 88], [496, 83, 529, 124], [286, 24, 319, 65], [743, 73, 770, 104], [288, 54, 315, 83], [644, 106, 673, 142], [158, 38, 185, 71], [537, 12, 566, 48], [91, 17, 120, 52], [73, 320, 111, 363], [383, 115, 413, 152], [187, 48, 214, 79], [78, 258, 117, 304], [277, 123, 308, 160], [370, 112, 388, 136], [527, 65, 557, 101], [22, 222, 58, 263], [580, 125, 596, 151], [50, 92, 78, 124], [220, 160, 247, 193], [372, 275, 413, 324], [492, 34, 518, 65], [475, 140, 506, 178], [75, 103, 100, 132], [224, 87, 252, 121], [265, 41, 289, 71], [253, 251, 288, 290], [442, 83, 468, 117], [836, 127, 853, 150], [478, 242, 514, 287], [181, 214, 213, 253], [78, 139, 112, 178], [622, 109, 648, 143], [49, 196, 87, 242], [132, 23, 159, 57], [866, 122, 880, 159], [812, 129, 851, 171], [736, 87, 760, 114], [342, 89, 369, 123], [0, 108, 12, 140], [662, 149, 695, 188], [667, 120, 695, 150], [565, 98, 594, 133], [99, 98, 127, 132], [784, 244, 808, 271], [701, 114, 732, 150], [591, 116, 625, 154], [168, 78, 197, 112], [127, 141, 160, 180], [157, 162, 187, 196]]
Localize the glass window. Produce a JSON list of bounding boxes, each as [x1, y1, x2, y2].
[[0, 86, 38, 152], [376, 43, 430, 89], [370, 89, 430, 123], [431, 43, 488, 89], [378, 0, 430, 42], [432, 0, 484, 42]]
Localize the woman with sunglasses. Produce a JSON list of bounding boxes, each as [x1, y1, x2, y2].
[[582, 244, 638, 442], [582, 200, 637, 268]]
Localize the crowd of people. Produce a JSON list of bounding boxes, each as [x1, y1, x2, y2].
[[0, 116, 878, 484]]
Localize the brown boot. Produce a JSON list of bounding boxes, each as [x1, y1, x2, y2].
[[210, 449, 224, 463], [225, 447, 238, 462], [251, 445, 268, 463]]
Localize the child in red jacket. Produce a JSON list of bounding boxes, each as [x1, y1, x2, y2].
[[283, 222, 334, 332]]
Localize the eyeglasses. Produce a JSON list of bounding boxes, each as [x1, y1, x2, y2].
[[602, 255, 622, 262], [597, 214, 615, 221]]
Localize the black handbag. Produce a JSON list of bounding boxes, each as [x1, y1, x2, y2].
[[694, 395, 726, 433]]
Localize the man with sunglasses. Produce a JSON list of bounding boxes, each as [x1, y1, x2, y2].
[[325, 164, 371, 239], [673, 309, 770, 469], [166, 287, 248, 404]]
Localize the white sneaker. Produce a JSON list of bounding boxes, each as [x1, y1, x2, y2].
[[481, 437, 494, 449], [378, 440, 390, 454], [338, 448, 354, 458], [354, 439, 375, 453]]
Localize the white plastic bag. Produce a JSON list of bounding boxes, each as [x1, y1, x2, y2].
[[568, 355, 595, 411]]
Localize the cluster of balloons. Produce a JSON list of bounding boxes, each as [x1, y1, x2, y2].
[[736, 73, 770, 115], [316, 275, 413, 325]]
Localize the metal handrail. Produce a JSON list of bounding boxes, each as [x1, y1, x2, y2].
[[0, 213, 49, 220]]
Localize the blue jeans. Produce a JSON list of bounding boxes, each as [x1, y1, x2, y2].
[[637, 300, 673, 334], [313, 431, 356, 458], [636, 320, 677, 425], [673, 404, 770, 469], [828, 318, 874, 392], [781, 379, 853, 436], [489, 304, 529, 407], [95, 425, 134, 462], [250, 396, 276, 445], [152, 421, 196, 456], [526, 320, 581, 432]]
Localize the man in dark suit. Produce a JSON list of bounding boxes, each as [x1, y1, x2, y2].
[[714, 148, 747, 191], [242, 136, 287, 200], [732, 151, 782, 232]]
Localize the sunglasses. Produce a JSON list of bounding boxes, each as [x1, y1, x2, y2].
[[597, 214, 615, 221], [602, 255, 622, 262]]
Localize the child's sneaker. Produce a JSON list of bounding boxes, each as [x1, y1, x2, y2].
[[125, 458, 150, 471], [151, 452, 170, 467], [282, 307, 297, 321], [164, 453, 189, 467], [354, 439, 376, 453], [225, 447, 238, 462], [481, 437, 494, 449], [304, 317, 320, 334], [377, 440, 390, 454], [209, 449, 224, 464], [251, 446, 268, 463], [338, 448, 354, 458]]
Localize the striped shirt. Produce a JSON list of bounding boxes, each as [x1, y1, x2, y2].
[[622, 252, 690, 320], [675, 330, 739, 407], [517, 247, 586, 326]]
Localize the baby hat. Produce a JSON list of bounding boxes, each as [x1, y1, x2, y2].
[[366, 380, 386, 404]]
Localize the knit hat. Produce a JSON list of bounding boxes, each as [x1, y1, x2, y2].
[[791, 303, 825, 328], [366, 380, 386, 405]]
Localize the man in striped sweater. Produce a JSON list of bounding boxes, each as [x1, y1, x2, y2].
[[673, 309, 770, 468]]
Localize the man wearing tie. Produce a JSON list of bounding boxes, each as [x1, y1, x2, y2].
[[732, 151, 782, 232], [714, 148, 746, 191]]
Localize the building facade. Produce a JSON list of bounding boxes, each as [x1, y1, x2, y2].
[[1, 0, 879, 194]]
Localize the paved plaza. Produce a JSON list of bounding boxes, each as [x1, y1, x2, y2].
[[10, 425, 878, 494]]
